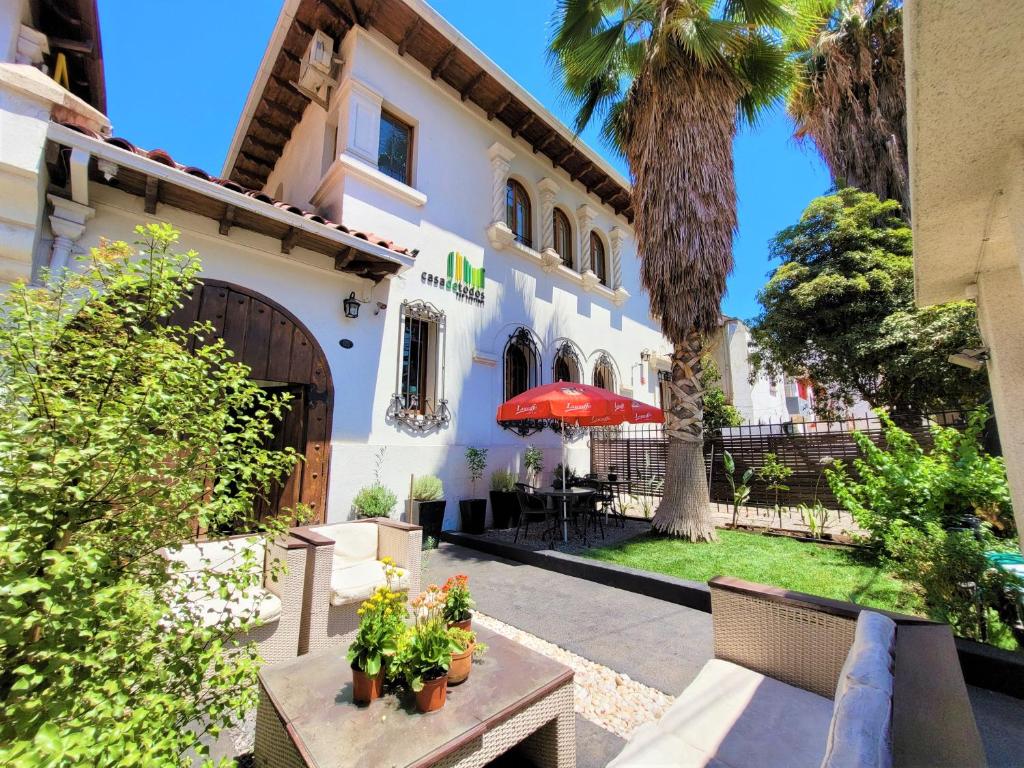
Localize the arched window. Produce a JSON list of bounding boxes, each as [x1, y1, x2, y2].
[[504, 327, 539, 400], [592, 352, 616, 392], [591, 231, 608, 286], [505, 179, 532, 248], [552, 340, 582, 383], [553, 208, 573, 269]]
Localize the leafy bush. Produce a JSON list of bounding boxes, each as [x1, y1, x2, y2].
[[828, 409, 1018, 642], [490, 469, 517, 492], [0, 225, 299, 765], [412, 474, 443, 501], [552, 462, 579, 486], [354, 484, 398, 518], [827, 410, 1013, 548], [702, 358, 743, 432]]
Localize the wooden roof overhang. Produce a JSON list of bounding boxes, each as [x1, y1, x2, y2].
[[224, 0, 634, 222], [46, 122, 415, 282], [30, 0, 106, 113]]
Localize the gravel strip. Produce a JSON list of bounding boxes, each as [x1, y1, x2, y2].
[[473, 611, 674, 740]]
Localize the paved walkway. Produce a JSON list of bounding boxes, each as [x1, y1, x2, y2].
[[426, 542, 1024, 768]]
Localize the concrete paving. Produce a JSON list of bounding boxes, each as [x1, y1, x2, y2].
[[424, 542, 714, 696]]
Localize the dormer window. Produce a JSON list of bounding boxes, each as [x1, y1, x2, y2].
[[378, 110, 413, 185], [505, 179, 532, 248]]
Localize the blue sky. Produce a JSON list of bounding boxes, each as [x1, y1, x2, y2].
[[96, 0, 831, 321]]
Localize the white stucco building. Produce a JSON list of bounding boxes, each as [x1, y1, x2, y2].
[[0, 0, 673, 529]]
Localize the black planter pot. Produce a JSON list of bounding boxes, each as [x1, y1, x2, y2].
[[489, 491, 518, 529], [415, 500, 447, 540], [459, 499, 487, 534]]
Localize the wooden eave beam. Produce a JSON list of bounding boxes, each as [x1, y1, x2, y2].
[[487, 93, 512, 121], [219, 204, 237, 236], [318, 0, 357, 27], [253, 117, 291, 143], [49, 37, 93, 54], [334, 247, 356, 270], [246, 134, 285, 155], [398, 18, 421, 56], [144, 177, 159, 214], [239, 151, 274, 174], [363, 0, 383, 27], [280, 47, 301, 65], [557, 147, 575, 167], [534, 133, 557, 155], [511, 113, 535, 139], [281, 227, 300, 254], [460, 70, 486, 102], [271, 73, 311, 101], [344, 0, 364, 26], [431, 45, 457, 80]]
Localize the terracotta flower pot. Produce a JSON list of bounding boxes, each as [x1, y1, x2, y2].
[[352, 665, 384, 705], [448, 643, 474, 685], [415, 674, 448, 713], [448, 613, 472, 632]]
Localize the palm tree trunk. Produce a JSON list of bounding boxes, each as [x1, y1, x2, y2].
[[652, 331, 716, 541]]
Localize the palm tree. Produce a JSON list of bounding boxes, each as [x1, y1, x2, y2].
[[550, 0, 790, 541], [785, 0, 908, 216]]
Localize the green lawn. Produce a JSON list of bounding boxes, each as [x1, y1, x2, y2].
[[586, 529, 924, 616]]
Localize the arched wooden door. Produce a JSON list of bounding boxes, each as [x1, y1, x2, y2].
[[167, 279, 333, 524]]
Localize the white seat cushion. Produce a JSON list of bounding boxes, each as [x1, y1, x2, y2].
[[610, 659, 833, 768], [164, 537, 267, 579], [183, 587, 282, 628], [329, 560, 408, 606], [312, 522, 379, 568]]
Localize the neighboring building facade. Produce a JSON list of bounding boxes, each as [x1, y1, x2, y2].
[[0, 0, 672, 529], [905, 0, 1024, 540], [711, 318, 816, 424]]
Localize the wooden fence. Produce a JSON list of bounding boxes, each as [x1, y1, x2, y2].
[[589, 412, 966, 510]]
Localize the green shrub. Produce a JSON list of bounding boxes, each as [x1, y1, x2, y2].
[[354, 484, 398, 518], [490, 469, 517, 492], [465, 447, 488, 496], [0, 225, 299, 765], [524, 446, 544, 481], [412, 474, 443, 501], [828, 409, 1018, 643]]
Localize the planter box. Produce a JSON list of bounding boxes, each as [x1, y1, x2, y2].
[[459, 499, 487, 534], [489, 490, 519, 529], [407, 499, 446, 540]]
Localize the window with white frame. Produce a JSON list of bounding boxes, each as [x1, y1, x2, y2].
[[378, 110, 413, 185], [504, 327, 540, 400], [387, 300, 448, 430], [592, 352, 616, 392], [591, 231, 608, 286], [552, 340, 582, 383], [553, 208, 573, 269]]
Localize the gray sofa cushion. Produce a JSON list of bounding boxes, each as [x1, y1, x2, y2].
[[609, 659, 833, 768], [822, 611, 897, 768]]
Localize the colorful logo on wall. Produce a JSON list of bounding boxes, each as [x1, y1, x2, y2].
[[421, 251, 485, 305]]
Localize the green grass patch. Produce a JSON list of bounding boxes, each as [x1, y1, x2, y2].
[[586, 529, 924, 616]]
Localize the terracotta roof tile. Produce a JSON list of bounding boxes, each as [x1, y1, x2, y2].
[[56, 122, 415, 258]]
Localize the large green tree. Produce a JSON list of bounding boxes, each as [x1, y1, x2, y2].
[[0, 225, 299, 765], [549, 0, 790, 541], [750, 189, 987, 418], [785, 0, 908, 216]]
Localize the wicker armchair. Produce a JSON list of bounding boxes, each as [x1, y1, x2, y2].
[[291, 519, 422, 654], [161, 533, 308, 664], [610, 577, 986, 768]]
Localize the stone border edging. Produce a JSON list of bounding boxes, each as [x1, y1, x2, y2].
[[440, 530, 1024, 700]]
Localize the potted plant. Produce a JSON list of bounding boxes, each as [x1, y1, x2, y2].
[[353, 483, 398, 519], [447, 627, 487, 686], [407, 474, 445, 539], [346, 559, 406, 705], [489, 469, 517, 529], [459, 447, 488, 534], [524, 446, 544, 487], [400, 586, 460, 713], [551, 462, 578, 490], [442, 573, 474, 631]]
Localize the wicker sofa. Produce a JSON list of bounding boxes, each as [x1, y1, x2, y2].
[[610, 576, 987, 768], [161, 533, 308, 664], [291, 519, 422, 654]]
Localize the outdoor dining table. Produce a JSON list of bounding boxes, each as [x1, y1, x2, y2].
[[536, 486, 596, 545]]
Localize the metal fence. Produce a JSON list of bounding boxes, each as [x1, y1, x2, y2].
[[589, 411, 968, 512]]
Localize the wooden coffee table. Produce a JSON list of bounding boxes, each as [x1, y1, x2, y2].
[[253, 626, 575, 767]]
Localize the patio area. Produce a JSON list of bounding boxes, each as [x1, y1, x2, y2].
[[423, 542, 1024, 768]]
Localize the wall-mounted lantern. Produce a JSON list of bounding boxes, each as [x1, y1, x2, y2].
[[343, 291, 361, 319]]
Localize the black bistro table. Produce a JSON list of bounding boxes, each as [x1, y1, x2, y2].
[[536, 486, 595, 545]]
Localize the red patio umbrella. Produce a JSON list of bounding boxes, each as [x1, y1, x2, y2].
[[496, 382, 664, 489]]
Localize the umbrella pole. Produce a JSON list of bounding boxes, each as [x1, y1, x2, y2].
[[562, 419, 568, 544]]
